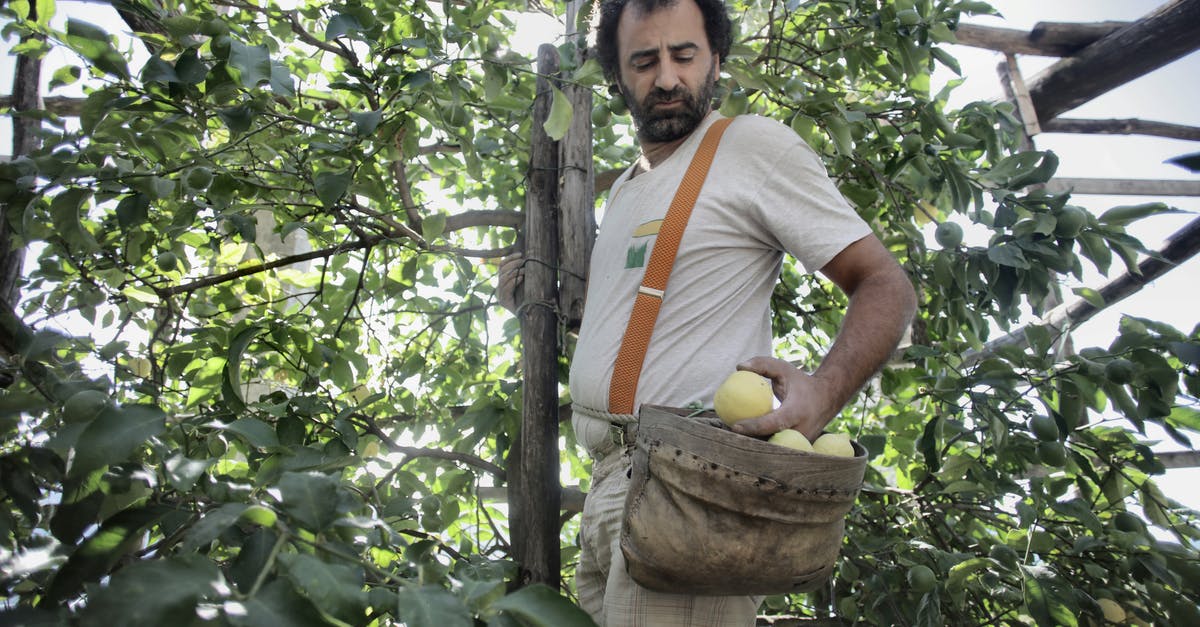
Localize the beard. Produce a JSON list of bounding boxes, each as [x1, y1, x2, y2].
[[620, 66, 717, 144]]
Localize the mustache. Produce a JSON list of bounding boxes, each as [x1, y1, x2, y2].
[[642, 87, 692, 109]]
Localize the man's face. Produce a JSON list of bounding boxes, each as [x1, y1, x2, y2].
[[615, 0, 720, 144]]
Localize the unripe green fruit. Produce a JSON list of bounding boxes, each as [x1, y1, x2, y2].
[[155, 251, 178, 272], [1104, 358, 1136, 385], [591, 104, 611, 126], [1029, 414, 1060, 442], [239, 504, 278, 528], [185, 167, 213, 191], [200, 18, 229, 37], [1037, 441, 1067, 467], [1053, 206, 1087, 238], [934, 221, 963, 249], [906, 565, 936, 593], [62, 389, 110, 424], [988, 543, 1019, 568], [900, 134, 924, 154], [245, 277, 264, 295], [607, 93, 627, 115]]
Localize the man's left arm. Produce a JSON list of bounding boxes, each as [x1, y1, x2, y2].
[[731, 234, 917, 442]]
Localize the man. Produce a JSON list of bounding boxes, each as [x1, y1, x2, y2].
[[502, 0, 915, 623]]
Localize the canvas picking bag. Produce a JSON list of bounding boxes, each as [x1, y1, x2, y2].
[[619, 405, 867, 595], [604, 117, 869, 595]]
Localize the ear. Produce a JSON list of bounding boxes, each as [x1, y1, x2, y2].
[[710, 53, 721, 80]]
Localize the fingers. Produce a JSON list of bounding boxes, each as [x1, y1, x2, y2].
[[496, 254, 525, 312], [731, 410, 791, 438], [737, 356, 792, 397]]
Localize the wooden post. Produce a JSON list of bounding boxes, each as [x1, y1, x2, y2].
[[1027, 0, 1200, 123], [558, 0, 596, 328], [509, 44, 562, 589], [1, 3, 41, 304]]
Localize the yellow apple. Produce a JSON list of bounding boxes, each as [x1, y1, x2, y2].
[[713, 370, 773, 426], [1096, 598, 1126, 625], [768, 429, 813, 452], [812, 432, 855, 458]]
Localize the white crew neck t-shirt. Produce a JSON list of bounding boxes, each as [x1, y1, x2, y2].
[[568, 112, 872, 416]]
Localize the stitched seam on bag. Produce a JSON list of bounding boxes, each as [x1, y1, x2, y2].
[[647, 438, 861, 499]]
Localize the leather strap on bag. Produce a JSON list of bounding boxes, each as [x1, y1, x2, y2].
[[607, 116, 735, 415]]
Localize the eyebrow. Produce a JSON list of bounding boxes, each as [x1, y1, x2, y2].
[[628, 42, 700, 64]]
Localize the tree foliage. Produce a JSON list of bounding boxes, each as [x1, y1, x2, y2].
[[1, 0, 1197, 625]]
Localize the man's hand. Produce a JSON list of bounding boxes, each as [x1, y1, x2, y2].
[[496, 254, 525, 313], [729, 357, 833, 443]]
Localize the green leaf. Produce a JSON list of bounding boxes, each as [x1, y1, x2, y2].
[[224, 417, 280, 449], [79, 555, 222, 627], [140, 56, 180, 84], [45, 506, 168, 604], [325, 13, 365, 41], [183, 503, 249, 552], [489, 584, 596, 627], [1071, 287, 1105, 309], [987, 241, 1030, 269], [230, 579, 328, 627], [49, 188, 99, 254], [1166, 151, 1200, 173], [422, 213, 447, 240], [228, 40, 273, 87], [395, 585, 473, 627], [314, 169, 353, 207], [351, 110, 383, 135], [70, 405, 166, 477], [1098, 202, 1177, 226], [946, 557, 994, 592], [65, 19, 129, 79], [277, 471, 341, 531], [174, 50, 209, 85], [218, 104, 255, 134], [543, 85, 573, 141], [164, 453, 215, 492], [278, 553, 366, 621], [1021, 565, 1077, 627], [223, 324, 264, 412]]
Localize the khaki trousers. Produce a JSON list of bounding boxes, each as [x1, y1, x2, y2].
[[575, 443, 762, 626]]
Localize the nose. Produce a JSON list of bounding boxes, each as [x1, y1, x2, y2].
[[654, 60, 681, 92]]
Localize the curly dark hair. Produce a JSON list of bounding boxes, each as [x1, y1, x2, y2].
[[592, 0, 733, 85]]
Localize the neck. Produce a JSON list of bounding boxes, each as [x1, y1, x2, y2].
[[637, 134, 690, 170]]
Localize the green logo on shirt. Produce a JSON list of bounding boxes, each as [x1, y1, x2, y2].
[[625, 219, 661, 269]]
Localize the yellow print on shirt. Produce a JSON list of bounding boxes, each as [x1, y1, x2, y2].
[[625, 219, 662, 269]]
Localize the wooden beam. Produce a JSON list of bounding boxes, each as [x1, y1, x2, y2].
[[1029, 21, 1130, 54], [509, 43, 562, 590], [1041, 117, 1200, 142], [954, 22, 1126, 57], [1044, 178, 1200, 197], [962, 217, 1200, 368], [1028, 0, 1200, 123]]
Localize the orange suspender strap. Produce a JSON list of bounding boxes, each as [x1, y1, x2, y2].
[[607, 116, 735, 415]]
